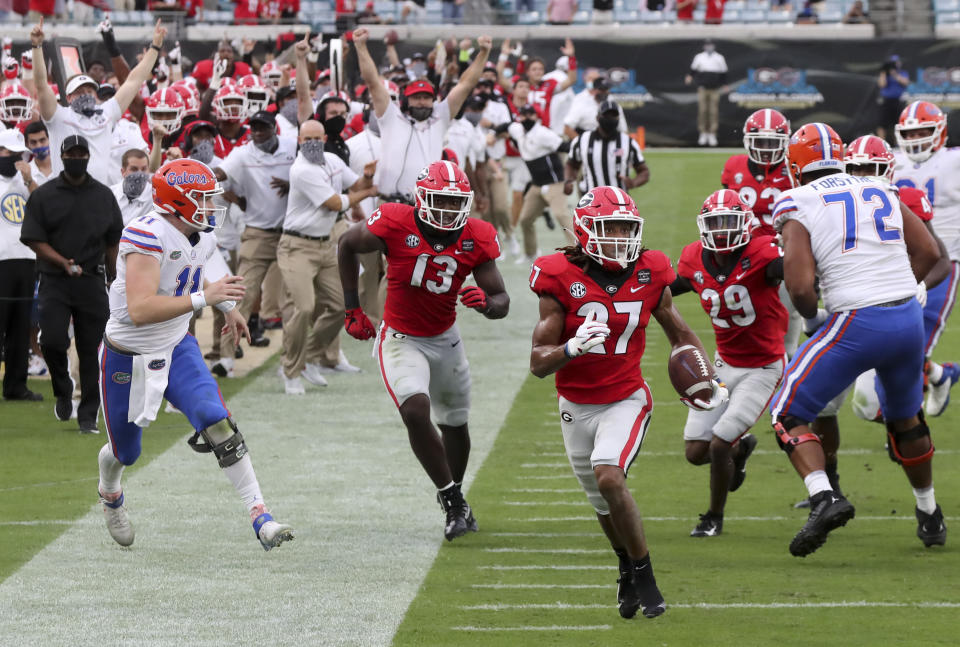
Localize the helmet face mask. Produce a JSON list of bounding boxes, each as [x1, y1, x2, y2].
[[895, 101, 947, 163], [153, 159, 226, 232], [845, 135, 895, 182], [0, 84, 35, 123], [743, 109, 790, 167], [414, 161, 474, 231], [145, 88, 185, 135], [214, 84, 246, 122], [698, 189, 751, 254], [574, 187, 644, 270]]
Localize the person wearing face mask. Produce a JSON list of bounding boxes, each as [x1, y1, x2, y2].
[[354, 27, 492, 203], [25, 122, 55, 187], [275, 87, 299, 137], [20, 134, 124, 432], [276, 120, 377, 394], [314, 93, 352, 165], [211, 111, 298, 376], [565, 100, 649, 196], [110, 150, 153, 225], [563, 76, 627, 140], [31, 18, 169, 186], [685, 39, 728, 147], [0, 129, 43, 403]]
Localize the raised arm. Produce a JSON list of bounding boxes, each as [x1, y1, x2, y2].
[[444, 36, 492, 118], [114, 20, 167, 112], [29, 18, 58, 120], [558, 39, 577, 92], [294, 32, 314, 124], [496, 39, 514, 93], [352, 28, 390, 119]]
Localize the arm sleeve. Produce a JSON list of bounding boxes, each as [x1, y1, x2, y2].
[[771, 194, 801, 232], [19, 195, 48, 243], [218, 146, 246, 182], [669, 275, 694, 297], [569, 134, 582, 163], [118, 226, 165, 262], [630, 138, 644, 165], [102, 97, 122, 125]]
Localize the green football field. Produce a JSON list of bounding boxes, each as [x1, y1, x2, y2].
[[2, 151, 958, 646]]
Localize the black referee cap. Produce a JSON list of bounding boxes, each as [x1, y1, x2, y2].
[[597, 100, 620, 116]]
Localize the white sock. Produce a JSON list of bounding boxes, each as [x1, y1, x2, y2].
[[98, 443, 125, 496], [438, 481, 456, 492], [223, 454, 265, 512], [928, 361, 944, 384], [913, 485, 937, 514], [219, 357, 234, 370], [803, 470, 833, 497]]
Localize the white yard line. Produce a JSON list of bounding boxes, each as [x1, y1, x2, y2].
[[483, 548, 609, 554], [478, 565, 613, 570], [472, 583, 610, 589], [506, 515, 960, 522], [452, 625, 612, 632], [460, 601, 960, 611]]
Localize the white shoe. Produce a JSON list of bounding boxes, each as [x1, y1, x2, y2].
[[333, 350, 361, 373], [698, 132, 707, 146], [301, 363, 329, 387], [283, 374, 305, 395], [211, 358, 234, 378], [164, 401, 180, 414], [28, 354, 47, 376], [708, 134, 718, 147], [100, 492, 134, 547], [254, 513, 294, 551], [509, 236, 521, 257]]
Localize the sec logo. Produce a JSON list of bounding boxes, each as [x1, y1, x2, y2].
[[1, 192, 27, 226], [405, 234, 420, 248], [569, 282, 586, 298]]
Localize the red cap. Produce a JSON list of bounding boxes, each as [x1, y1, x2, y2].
[[403, 79, 436, 98]]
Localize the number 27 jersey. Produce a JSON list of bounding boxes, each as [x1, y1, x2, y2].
[[367, 203, 500, 337]]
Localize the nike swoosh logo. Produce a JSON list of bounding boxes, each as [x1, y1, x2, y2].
[[735, 272, 747, 280], [452, 339, 461, 347], [454, 250, 464, 254], [630, 286, 643, 293]]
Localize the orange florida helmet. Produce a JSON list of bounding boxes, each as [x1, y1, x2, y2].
[[698, 189, 752, 253], [845, 135, 895, 182], [152, 158, 225, 231], [895, 100, 947, 163], [574, 185, 644, 271], [743, 108, 791, 166], [787, 122, 845, 188]]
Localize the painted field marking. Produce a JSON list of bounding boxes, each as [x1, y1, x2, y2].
[[472, 584, 609, 590], [511, 488, 582, 493], [488, 532, 600, 538], [521, 463, 571, 468], [483, 548, 609, 554], [452, 625, 612, 632], [503, 501, 585, 506], [0, 520, 78, 526], [517, 475, 576, 481], [506, 515, 960, 522], [460, 601, 960, 611], [0, 477, 98, 493], [478, 565, 613, 571]]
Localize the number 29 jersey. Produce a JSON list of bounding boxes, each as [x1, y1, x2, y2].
[[677, 236, 787, 368], [772, 173, 917, 313], [530, 250, 675, 405], [105, 213, 219, 354], [367, 203, 501, 337]]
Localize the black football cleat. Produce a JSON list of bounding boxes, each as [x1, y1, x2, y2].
[[789, 490, 855, 557], [690, 511, 723, 537], [916, 505, 947, 547], [729, 433, 758, 493], [437, 486, 477, 541], [620, 557, 665, 619]]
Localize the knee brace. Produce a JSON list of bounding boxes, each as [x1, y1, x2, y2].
[[187, 417, 248, 468], [774, 417, 820, 455], [885, 415, 934, 466]]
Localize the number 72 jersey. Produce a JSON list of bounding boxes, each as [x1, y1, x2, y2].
[[677, 236, 787, 368], [366, 203, 501, 337]]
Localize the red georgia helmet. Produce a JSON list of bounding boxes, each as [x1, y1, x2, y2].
[[845, 135, 895, 182], [237, 74, 271, 117], [171, 81, 200, 117], [152, 158, 225, 231], [574, 186, 644, 270], [259, 61, 283, 91], [382, 78, 400, 103], [414, 160, 474, 231], [743, 108, 790, 166], [213, 83, 246, 122], [0, 83, 34, 123], [145, 87, 185, 135], [698, 189, 752, 253], [787, 122, 845, 188], [895, 100, 947, 163]]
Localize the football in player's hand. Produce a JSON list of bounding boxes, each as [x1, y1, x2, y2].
[[384, 29, 399, 45], [668, 345, 713, 402]]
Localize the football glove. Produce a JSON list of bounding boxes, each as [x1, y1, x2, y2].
[[344, 307, 376, 340], [917, 281, 928, 308], [2, 56, 18, 81], [564, 310, 610, 357], [458, 285, 488, 311], [802, 308, 829, 337], [681, 379, 729, 411]]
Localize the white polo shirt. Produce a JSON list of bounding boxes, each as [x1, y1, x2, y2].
[[28, 160, 55, 187], [543, 69, 574, 136], [44, 98, 122, 186], [0, 174, 34, 261], [109, 118, 150, 187], [563, 90, 628, 134], [283, 152, 358, 238], [482, 100, 511, 161], [347, 129, 381, 219], [219, 136, 298, 230], [445, 118, 486, 171], [110, 179, 154, 225], [375, 99, 451, 199]]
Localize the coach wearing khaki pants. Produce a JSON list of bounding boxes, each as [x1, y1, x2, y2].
[[277, 120, 378, 395]]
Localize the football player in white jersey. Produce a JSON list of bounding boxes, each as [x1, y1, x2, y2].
[[96, 158, 294, 551], [770, 122, 945, 556], [892, 100, 960, 416]]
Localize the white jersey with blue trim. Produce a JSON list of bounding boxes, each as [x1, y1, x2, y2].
[[772, 172, 917, 313], [893, 146, 960, 261], [106, 213, 220, 354]]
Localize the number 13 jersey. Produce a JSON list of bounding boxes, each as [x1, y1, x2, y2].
[[677, 235, 787, 368], [367, 203, 501, 337], [529, 250, 675, 405]]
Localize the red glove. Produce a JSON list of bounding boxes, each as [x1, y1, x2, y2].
[[20, 51, 32, 72], [458, 286, 488, 311], [2, 56, 18, 81], [344, 307, 376, 340]]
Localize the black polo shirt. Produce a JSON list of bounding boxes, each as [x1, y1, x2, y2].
[[20, 172, 123, 275]]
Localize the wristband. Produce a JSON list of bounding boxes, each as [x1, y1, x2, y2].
[[214, 299, 236, 313], [498, 53, 508, 62], [102, 30, 121, 58], [190, 291, 207, 311], [339, 194, 351, 212], [567, 56, 576, 71], [150, 44, 162, 53]]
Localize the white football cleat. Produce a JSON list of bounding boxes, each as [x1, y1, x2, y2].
[[301, 363, 329, 387], [283, 374, 305, 395], [253, 512, 294, 551], [100, 492, 134, 547]]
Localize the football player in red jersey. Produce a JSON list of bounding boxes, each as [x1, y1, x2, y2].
[[529, 186, 727, 620], [722, 109, 803, 356], [338, 161, 509, 542], [670, 190, 788, 537]]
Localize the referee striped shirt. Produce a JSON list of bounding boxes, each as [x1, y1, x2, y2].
[[569, 130, 645, 193]]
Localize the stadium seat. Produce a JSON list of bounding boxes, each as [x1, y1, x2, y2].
[[936, 9, 960, 22], [640, 9, 663, 22], [726, 0, 746, 10], [111, 10, 130, 23], [818, 8, 843, 21], [614, 9, 639, 21], [517, 10, 540, 23], [766, 9, 792, 22], [693, 8, 705, 20], [724, 8, 741, 21], [741, 8, 767, 21], [573, 9, 592, 22], [936, 0, 960, 11]]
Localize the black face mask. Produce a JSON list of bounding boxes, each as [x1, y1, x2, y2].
[[324, 115, 346, 137], [63, 157, 88, 179], [521, 119, 537, 132], [0, 155, 17, 178], [408, 106, 433, 122], [598, 116, 619, 134]]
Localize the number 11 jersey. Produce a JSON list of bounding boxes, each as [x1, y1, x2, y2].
[[366, 203, 501, 337], [677, 235, 787, 368]]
